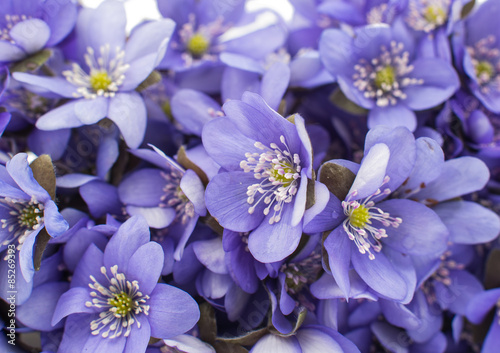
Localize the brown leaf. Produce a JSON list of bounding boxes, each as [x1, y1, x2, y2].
[[198, 302, 217, 345], [177, 146, 209, 186], [319, 162, 356, 201], [30, 154, 56, 200], [217, 328, 269, 347]]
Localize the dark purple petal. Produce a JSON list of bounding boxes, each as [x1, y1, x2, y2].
[[434, 270, 483, 316], [80, 180, 122, 219]]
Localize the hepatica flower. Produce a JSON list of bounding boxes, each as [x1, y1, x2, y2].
[[0, 153, 68, 282], [460, 0, 500, 113], [203, 92, 314, 263], [52, 216, 200, 353], [319, 24, 459, 131], [0, 0, 77, 64], [13, 0, 175, 148]]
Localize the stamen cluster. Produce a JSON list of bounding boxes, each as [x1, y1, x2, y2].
[[406, 0, 450, 32], [342, 177, 402, 260], [240, 136, 301, 225], [467, 35, 500, 93], [160, 169, 195, 225], [85, 265, 150, 339], [353, 41, 423, 107], [63, 44, 130, 99]]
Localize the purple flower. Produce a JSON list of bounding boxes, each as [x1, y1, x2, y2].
[[320, 24, 459, 131], [308, 127, 449, 302], [52, 215, 200, 353], [0, 153, 68, 282], [0, 0, 77, 63], [458, 0, 500, 113], [203, 92, 315, 263], [13, 0, 175, 148]]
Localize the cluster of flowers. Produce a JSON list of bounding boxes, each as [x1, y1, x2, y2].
[[0, 0, 500, 352]]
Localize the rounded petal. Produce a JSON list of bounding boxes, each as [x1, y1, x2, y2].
[[118, 168, 165, 207], [7, 153, 50, 203], [432, 201, 500, 244], [126, 242, 164, 295], [324, 227, 352, 299], [250, 334, 301, 353], [148, 284, 200, 339], [205, 171, 265, 232], [367, 104, 417, 132], [108, 92, 146, 149], [466, 288, 500, 324], [404, 59, 459, 110], [9, 19, 50, 54], [51, 287, 95, 326], [43, 199, 69, 237], [296, 327, 343, 353], [248, 206, 302, 263]]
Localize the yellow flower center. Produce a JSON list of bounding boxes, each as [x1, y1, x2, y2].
[[90, 71, 113, 92], [475, 60, 494, 80], [349, 204, 370, 229], [423, 5, 447, 25], [187, 33, 210, 57], [108, 292, 133, 317], [375, 66, 396, 89], [269, 162, 295, 186]]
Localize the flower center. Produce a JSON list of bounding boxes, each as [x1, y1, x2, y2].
[[108, 292, 133, 317], [187, 33, 210, 57], [423, 5, 447, 26], [63, 45, 129, 99], [374, 66, 396, 89], [85, 265, 150, 339], [406, 0, 449, 32], [18, 202, 43, 229], [0, 197, 44, 249], [89, 71, 113, 92], [240, 136, 301, 225], [348, 204, 370, 229], [160, 169, 195, 225], [352, 41, 423, 107], [342, 177, 402, 260], [467, 35, 500, 93]]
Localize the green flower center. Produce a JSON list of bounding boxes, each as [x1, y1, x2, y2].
[[18, 203, 42, 229], [108, 292, 133, 317], [475, 60, 494, 80], [375, 66, 396, 89], [349, 204, 370, 229], [187, 33, 210, 57], [90, 71, 113, 92], [269, 162, 296, 186], [423, 5, 447, 25]]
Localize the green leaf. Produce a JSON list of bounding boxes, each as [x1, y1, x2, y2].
[[136, 70, 162, 92], [329, 88, 368, 116], [10, 49, 52, 73], [176, 146, 209, 186], [318, 162, 356, 201]]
